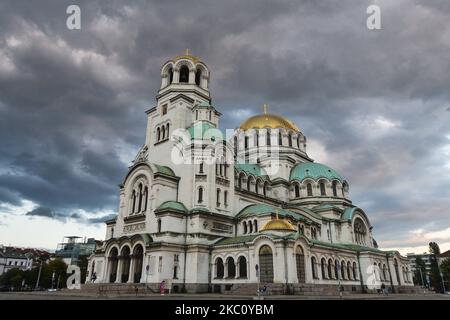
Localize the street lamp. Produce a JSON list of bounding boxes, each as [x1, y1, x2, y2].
[[34, 258, 43, 291]]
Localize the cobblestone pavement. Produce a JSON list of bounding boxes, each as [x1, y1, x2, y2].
[[0, 291, 449, 300]]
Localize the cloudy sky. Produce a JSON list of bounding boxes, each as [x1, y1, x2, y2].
[[0, 0, 449, 254]]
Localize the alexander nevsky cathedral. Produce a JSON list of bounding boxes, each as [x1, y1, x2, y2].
[[86, 52, 414, 294]]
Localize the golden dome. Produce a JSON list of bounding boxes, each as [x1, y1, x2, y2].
[[239, 105, 300, 132], [260, 217, 296, 232], [172, 49, 201, 64]]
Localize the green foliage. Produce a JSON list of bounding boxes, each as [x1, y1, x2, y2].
[[441, 257, 450, 281], [429, 242, 441, 255], [0, 258, 69, 290], [413, 257, 426, 286]]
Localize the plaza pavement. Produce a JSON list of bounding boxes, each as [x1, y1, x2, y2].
[[0, 291, 449, 300]]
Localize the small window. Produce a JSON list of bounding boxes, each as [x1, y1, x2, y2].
[[161, 104, 168, 115], [157, 219, 162, 233], [320, 182, 326, 196], [198, 187, 204, 203], [332, 182, 338, 197], [307, 183, 313, 196], [199, 162, 204, 174], [295, 184, 300, 197], [216, 188, 221, 206], [195, 69, 202, 86]]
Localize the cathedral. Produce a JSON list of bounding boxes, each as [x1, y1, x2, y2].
[[86, 52, 414, 294]]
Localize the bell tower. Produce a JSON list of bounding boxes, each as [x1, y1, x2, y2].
[[142, 51, 219, 167]]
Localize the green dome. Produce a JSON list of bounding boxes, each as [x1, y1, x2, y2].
[[290, 162, 344, 182]]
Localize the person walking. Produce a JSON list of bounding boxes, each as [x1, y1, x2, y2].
[[160, 280, 166, 295]]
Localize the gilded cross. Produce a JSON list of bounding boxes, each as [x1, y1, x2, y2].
[[185, 48, 190, 56], [263, 104, 268, 114]]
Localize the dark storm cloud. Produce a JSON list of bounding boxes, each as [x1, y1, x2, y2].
[[0, 0, 449, 248]]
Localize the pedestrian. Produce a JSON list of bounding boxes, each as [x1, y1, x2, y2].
[[92, 272, 97, 283], [381, 283, 386, 296], [160, 280, 166, 295]]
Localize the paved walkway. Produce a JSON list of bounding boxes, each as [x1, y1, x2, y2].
[[0, 291, 449, 300]]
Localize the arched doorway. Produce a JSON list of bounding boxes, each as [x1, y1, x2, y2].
[[216, 258, 224, 279], [120, 246, 131, 283], [295, 246, 305, 283], [238, 256, 247, 278], [132, 245, 144, 283], [259, 245, 274, 283], [108, 247, 118, 283], [226, 257, 236, 278]]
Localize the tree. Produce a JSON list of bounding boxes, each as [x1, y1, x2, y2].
[[429, 242, 441, 255], [413, 257, 426, 286], [441, 257, 450, 282], [429, 255, 444, 293]]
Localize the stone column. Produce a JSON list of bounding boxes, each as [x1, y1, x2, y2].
[[127, 256, 135, 283], [224, 262, 228, 279], [115, 257, 123, 284], [189, 68, 195, 84], [235, 261, 239, 279], [173, 68, 180, 83]]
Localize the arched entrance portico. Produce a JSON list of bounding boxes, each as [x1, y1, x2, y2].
[[120, 246, 131, 283], [132, 245, 144, 283], [259, 245, 274, 283], [108, 247, 118, 283]]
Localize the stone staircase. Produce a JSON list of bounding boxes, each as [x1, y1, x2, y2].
[[79, 283, 157, 296], [222, 283, 359, 296]]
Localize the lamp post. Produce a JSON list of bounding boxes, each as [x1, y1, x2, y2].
[[34, 259, 43, 291]]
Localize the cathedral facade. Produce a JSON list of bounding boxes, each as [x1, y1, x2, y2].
[[86, 53, 413, 294]]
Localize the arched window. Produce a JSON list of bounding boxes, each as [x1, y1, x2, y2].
[[244, 136, 249, 150], [216, 189, 221, 206], [248, 221, 253, 233], [334, 260, 339, 279], [320, 182, 326, 196], [157, 128, 161, 142], [198, 187, 204, 203], [243, 221, 247, 234], [224, 191, 228, 207], [196, 110, 199, 120], [266, 130, 271, 146], [131, 190, 136, 214], [137, 184, 143, 212], [179, 65, 189, 83], [199, 162, 204, 174], [341, 260, 346, 280], [247, 176, 253, 191], [255, 180, 260, 194], [143, 186, 148, 212], [278, 131, 283, 145], [238, 256, 247, 278], [263, 182, 268, 196], [168, 67, 173, 84], [328, 259, 333, 279], [226, 257, 236, 278], [311, 257, 318, 279], [332, 181, 338, 197], [195, 69, 202, 86], [298, 224, 304, 235], [342, 182, 348, 197], [307, 183, 313, 196], [216, 258, 224, 279], [238, 174, 244, 189], [288, 132, 292, 147], [254, 219, 258, 232], [347, 261, 352, 280], [255, 132, 259, 147], [353, 262, 358, 280], [157, 219, 162, 233], [234, 136, 238, 159], [321, 258, 327, 279], [354, 218, 367, 245], [297, 135, 301, 148], [161, 126, 166, 140], [295, 184, 300, 198], [209, 110, 212, 120], [166, 123, 170, 139]]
